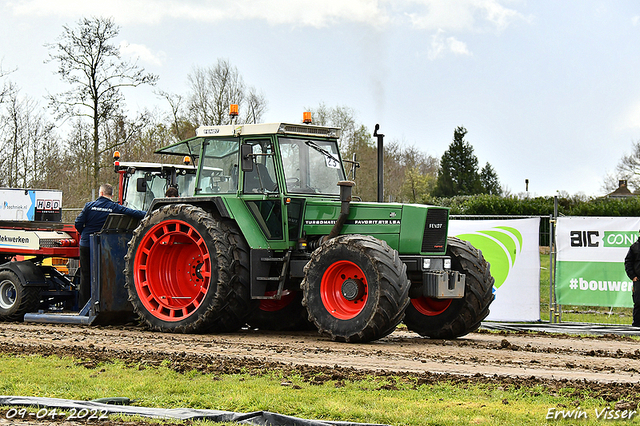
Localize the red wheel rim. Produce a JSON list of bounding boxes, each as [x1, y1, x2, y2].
[[259, 290, 295, 312], [411, 297, 452, 316], [134, 220, 211, 321], [320, 260, 368, 320]]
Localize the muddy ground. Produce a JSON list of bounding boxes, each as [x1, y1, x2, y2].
[[0, 322, 638, 425]]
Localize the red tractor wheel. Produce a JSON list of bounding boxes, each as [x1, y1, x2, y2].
[[320, 260, 369, 320], [259, 290, 297, 312], [246, 289, 315, 331], [302, 234, 409, 343], [404, 236, 494, 339], [125, 204, 253, 333], [409, 297, 452, 317], [133, 219, 211, 321]]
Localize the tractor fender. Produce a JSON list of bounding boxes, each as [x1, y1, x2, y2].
[[0, 260, 47, 287], [148, 196, 230, 217]]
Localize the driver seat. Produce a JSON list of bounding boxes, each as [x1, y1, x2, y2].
[[244, 163, 278, 192]]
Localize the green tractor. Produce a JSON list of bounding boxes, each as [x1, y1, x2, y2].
[[124, 117, 494, 343]]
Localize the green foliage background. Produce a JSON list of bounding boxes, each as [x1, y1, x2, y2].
[[428, 194, 640, 217]]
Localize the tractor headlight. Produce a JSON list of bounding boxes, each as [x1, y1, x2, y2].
[[423, 258, 431, 269], [444, 259, 451, 269]]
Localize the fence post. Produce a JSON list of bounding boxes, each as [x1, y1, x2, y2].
[[549, 214, 555, 323], [550, 195, 561, 323]]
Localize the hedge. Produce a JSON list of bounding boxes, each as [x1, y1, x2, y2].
[[424, 194, 640, 217]]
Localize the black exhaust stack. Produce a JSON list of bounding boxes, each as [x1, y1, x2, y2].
[[328, 181, 355, 239], [374, 124, 384, 203]]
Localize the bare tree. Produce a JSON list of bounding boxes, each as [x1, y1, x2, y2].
[[0, 86, 56, 188], [61, 120, 94, 206], [608, 140, 640, 193], [156, 90, 196, 142], [306, 104, 438, 202], [244, 87, 267, 124], [0, 62, 17, 104], [308, 103, 358, 151], [187, 59, 266, 125], [45, 16, 158, 192]]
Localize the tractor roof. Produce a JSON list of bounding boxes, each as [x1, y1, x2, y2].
[[117, 161, 196, 171], [156, 122, 341, 157], [196, 122, 341, 139]]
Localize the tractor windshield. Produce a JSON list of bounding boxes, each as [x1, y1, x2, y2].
[[278, 137, 345, 195]]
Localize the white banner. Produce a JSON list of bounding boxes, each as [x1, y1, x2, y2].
[[449, 218, 541, 322], [0, 229, 39, 250], [0, 189, 62, 221], [556, 216, 640, 308]]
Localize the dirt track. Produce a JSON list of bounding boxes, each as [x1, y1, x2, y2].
[[0, 322, 638, 386], [1, 322, 640, 424]]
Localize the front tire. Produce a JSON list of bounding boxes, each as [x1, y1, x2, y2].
[[404, 236, 494, 339], [0, 270, 40, 322], [302, 235, 409, 343], [125, 204, 253, 333]]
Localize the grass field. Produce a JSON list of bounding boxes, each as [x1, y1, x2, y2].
[[0, 353, 633, 426], [0, 252, 635, 425]]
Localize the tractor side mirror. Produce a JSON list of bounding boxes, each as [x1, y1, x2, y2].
[[240, 144, 254, 172], [136, 177, 147, 192]]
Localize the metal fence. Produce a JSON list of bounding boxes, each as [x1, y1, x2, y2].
[[451, 214, 633, 325], [62, 208, 82, 223]]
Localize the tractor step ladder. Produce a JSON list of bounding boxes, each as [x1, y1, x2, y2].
[[254, 251, 291, 300]]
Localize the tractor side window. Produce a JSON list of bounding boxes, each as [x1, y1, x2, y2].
[[199, 138, 239, 194], [124, 171, 166, 210], [123, 170, 147, 210], [175, 171, 197, 197], [243, 139, 278, 193]]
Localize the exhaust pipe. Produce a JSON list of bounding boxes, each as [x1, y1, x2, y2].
[[374, 124, 384, 203], [328, 181, 355, 240]]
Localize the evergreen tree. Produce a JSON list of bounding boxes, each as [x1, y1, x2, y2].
[[433, 126, 483, 197], [480, 162, 502, 195]]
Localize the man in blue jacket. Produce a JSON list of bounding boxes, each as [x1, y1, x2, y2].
[[75, 183, 146, 308]]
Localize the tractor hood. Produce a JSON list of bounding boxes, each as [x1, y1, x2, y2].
[[302, 201, 449, 256]]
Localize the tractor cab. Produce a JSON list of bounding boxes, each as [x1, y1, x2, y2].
[[155, 123, 345, 197], [114, 156, 197, 211], [155, 122, 347, 246]]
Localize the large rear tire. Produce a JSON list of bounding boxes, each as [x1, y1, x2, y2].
[[302, 234, 409, 343], [404, 236, 494, 339], [125, 204, 253, 333], [0, 270, 40, 322]]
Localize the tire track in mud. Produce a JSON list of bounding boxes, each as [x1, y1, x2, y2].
[[0, 322, 638, 399]]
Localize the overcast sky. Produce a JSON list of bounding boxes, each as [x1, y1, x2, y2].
[[2, 0, 640, 197]]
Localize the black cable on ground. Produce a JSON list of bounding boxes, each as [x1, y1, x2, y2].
[[481, 321, 640, 336], [0, 395, 390, 426]]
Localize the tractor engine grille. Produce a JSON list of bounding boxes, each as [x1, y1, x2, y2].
[[421, 208, 448, 253]]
